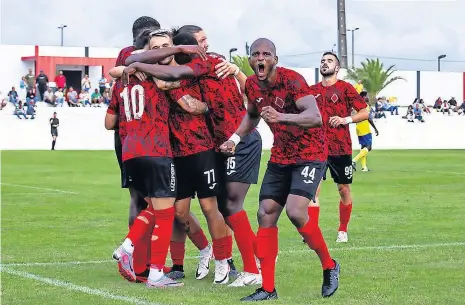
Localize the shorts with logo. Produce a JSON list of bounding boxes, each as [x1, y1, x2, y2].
[[259, 161, 326, 207], [123, 156, 176, 198], [114, 132, 130, 188], [174, 149, 218, 201], [51, 129, 58, 137], [323, 154, 353, 184]]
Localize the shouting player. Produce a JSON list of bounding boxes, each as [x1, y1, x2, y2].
[[122, 29, 262, 287], [220, 38, 340, 301], [309, 52, 368, 243], [352, 91, 379, 172]]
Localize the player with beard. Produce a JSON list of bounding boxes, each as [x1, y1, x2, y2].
[[108, 16, 161, 283], [219, 38, 340, 301], [308, 52, 368, 243]]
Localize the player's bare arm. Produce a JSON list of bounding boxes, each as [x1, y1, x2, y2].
[[368, 117, 379, 136], [177, 95, 208, 115], [123, 62, 196, 82], [125, 45, 207, 65], [329, 107, 369, 128], [214, 59, 246, 93], [219, 103, 260, 154], [154, 78, 181, 91], [109, 66, 125, 79], [105, 113, 117, 130], [262, 95, 323, 128]]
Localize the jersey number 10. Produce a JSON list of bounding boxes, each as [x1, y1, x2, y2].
[[120, 85, 145, 121]]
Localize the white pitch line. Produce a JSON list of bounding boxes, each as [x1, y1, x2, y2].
[[0, 183, 79, 195], [1, 267, 161, 305], [3, 241, 464, 268]]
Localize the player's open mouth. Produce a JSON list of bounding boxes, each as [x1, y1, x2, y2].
[[257, 63, 265, 75]]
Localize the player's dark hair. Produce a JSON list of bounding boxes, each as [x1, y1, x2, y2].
[[134, 28, 172, 50], [322, 51, 340, 66], [250, 38, 276, 55], [177, 25, 203, 35], [172, 32, 198, 64], [360, 91, 367, 97], [132, 16, 160, 39]]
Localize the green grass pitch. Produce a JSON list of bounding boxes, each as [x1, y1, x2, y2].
[[1, 150, 465, 305]]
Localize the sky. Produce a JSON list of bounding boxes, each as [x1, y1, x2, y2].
[[1, 0, 464, 72]]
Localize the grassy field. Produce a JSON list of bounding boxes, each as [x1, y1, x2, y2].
[[1, 150, 465, 305]]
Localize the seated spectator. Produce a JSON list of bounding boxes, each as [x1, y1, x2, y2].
[[419, 99, 431, 114], [0, 91, 7, 110], [79, 91, 91, 107], [382, 97, 399, 115], [102, 88, 110, 105], [449, 97, 458, 111], [54, 88, 65, 107], [15, 101, 27, 119], [67, 87, 79, 107], [433, 97, 442, 110], [457, 101, 465, 115], [406, 105, 414, 122], [441, 100, 451, 115], [91, 89, 103, 107], [26, 89, 36, 103], [8, 87, 18, 104], [26, 98, 36, 119], [414, 104, 425, 122], [374, 98, 386, 119], [44, 88, 56, 106]]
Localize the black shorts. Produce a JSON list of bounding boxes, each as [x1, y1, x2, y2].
[[114, 132, 130, 188], [51, 129, 58, 137], [216, 129, 262, 185], [323, 154, 353, 184], [123, 156, 176, 198], [174, 149, 218, 201], [259, 161, 326, 207]]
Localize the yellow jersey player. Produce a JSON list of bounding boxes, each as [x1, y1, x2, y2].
[[352, 92, 379, 171]]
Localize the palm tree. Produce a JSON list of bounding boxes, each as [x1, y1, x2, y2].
[[345, 58, 405, 104], [232, 55, 254, 77]]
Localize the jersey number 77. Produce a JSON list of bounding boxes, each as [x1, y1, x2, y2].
[[120, 85, 145, 121]]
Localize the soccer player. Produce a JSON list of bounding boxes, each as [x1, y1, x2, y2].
[[49, 112, 59, 150], [352, 91, 379, 172], [309, 52, 369, 243], [123, 30, 263, 287], [221, 38, 340, 301]]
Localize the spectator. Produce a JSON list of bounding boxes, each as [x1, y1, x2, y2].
[[419, 99, 431, 114], [91, 89, 102, 107], [26, 98, 36, 119], [0, 91, 7, 110], [381, 96, 399, 115], [15, 101, 27, 119], [414, 104, 425, 122], [19, 76, 28, 97], [457, 101, 465, 115], [354, 80, 363, 94], [441, 100, 451, 115], [102, 88, 110, 105], [449, 97, 457, 111], [98, 74, 108, 95], [54, 88, 65, 107], [67, 87, 79, 107], [25, 68, 35, 91], [374, 98, 386, 119], [81, 75, 91, 92], [26, 89, 36, 103], [44, 88, 56, 106], [8, 87, 18, 104], [36, 70, 49, 101], [79, 90, 91, 106], [54, 71, 67, 91], [406, 105, 414, 122]]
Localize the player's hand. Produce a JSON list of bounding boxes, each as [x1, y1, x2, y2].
[[220, 140, 236, 154], [215, 58, 239, 79], [177, 45, 207, 60], [329, 116, 346, 127], [375, 130, 379, 136], [261, 106, 282, 124], [122, 64, 138, 86]]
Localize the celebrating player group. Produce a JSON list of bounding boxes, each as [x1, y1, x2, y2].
[[105, 15, 370, 302]]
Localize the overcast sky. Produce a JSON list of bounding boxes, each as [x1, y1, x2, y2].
[[1, 0, 464, 72]]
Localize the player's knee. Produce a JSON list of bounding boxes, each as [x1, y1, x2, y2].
[[337, 184, 351, 197], [285, 206, 307, 228], [174, 207, 190, 221]]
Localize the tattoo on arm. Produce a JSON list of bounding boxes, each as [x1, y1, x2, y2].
[[179, 95, 207, 114], [154, 78, 181, 91]]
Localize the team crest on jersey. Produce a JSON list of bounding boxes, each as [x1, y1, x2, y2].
[[274, 97, 285, 108], [331, 94, 339, 103], [256, 97, 263, 103]]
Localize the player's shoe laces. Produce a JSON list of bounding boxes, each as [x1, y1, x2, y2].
[[195, 244, 212, 280], [322, 260, 340, 298], [240, 288, 278, 302], [214, 259, 230, 284], [146, 275, 184, 288], [228, 258, 239, 278], [352, 161, 357, 171], [112, 246, 136, 282], [228, 272, 262, 287], [336, 231, 348, 243]]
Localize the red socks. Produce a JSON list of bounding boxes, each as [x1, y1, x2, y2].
[[338, 201, 353, 232], [298, 220, 335, 270], [212, 236, 230, 260], [308, 206, 320, 225], [150, 207, 175, 269], [126, 207, 155, 245], [127, 208, 155, 274], [225, 235, 233, 259], [170, 241, 185, 266], [255, 227, 278, 293], [227, 210, 259, 274], [188, 230, 209, 251]]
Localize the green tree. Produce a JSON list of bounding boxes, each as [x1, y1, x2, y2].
[[232, 55, 254, 77], [345, 58, 405, 104]]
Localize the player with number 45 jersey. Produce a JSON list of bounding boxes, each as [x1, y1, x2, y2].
[[106, 76, 183, 289]]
